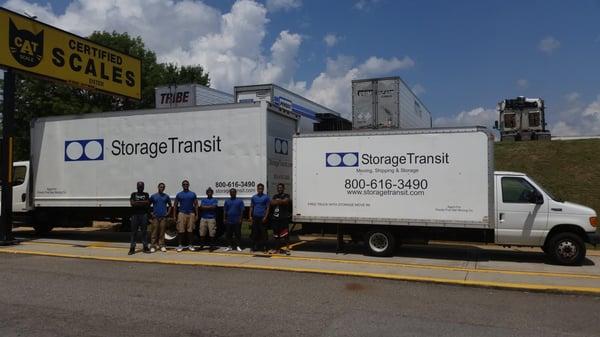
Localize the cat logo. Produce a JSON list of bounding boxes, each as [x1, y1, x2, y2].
[[8, 19, 43, 67]]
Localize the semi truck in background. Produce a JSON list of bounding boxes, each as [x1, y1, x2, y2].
[[154, 83, 234, 109], [496, 96, 551, 141], [352, 77, 432, 130], [293, 128, 598, 265]]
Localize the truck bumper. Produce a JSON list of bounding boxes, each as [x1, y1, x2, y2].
[[585, 232, 600, 245]]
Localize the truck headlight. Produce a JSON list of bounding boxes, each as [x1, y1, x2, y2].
[[591, 217, 598, 228]]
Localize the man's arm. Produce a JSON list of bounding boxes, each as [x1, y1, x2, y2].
[[173, 198, 179, 219], [263, 198, 271, 223], [194, 198, 199, 218]]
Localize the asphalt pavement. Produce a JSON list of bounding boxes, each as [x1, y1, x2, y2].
[[1, 254, 599, 337]]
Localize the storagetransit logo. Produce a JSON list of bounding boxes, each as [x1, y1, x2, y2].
[[274, 137, 289, 155], [65, 139, 104, 161], [326, 152, 359, 167]]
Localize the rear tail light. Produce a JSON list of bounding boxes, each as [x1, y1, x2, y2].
[[591, 217, 598, 228]]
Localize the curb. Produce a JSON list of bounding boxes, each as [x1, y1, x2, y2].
[[1, 248, 599, 296]]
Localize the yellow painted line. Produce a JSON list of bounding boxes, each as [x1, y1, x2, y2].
[[1, 248, 599, 295], [287, 240, 307, 249], [17, 240, 600, 280]]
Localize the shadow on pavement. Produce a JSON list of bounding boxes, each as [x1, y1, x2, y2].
[[12, 227, 595, 267]]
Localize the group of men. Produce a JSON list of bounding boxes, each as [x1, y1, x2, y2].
[[128, 180, 291, 256]]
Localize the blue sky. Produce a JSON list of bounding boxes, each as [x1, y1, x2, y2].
[[4, 0, 600, 135]]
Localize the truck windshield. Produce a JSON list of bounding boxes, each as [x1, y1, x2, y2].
[[528, 177, 562, 202]]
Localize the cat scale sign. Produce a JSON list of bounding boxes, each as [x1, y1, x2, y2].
[[0, 7, 141, 100]]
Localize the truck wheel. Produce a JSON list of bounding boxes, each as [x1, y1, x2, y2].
[[365, 230, 396, 257], [547, 232, 586, 266]]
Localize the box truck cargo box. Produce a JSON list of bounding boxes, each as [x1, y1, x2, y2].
[[30, 102, 296, 210]]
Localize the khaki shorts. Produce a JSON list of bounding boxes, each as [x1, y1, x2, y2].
[[177, 213, 195, 233], [199, 218, 217, 238]]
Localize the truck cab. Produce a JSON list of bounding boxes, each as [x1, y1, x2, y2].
[[495, 171, 598, 264], [0, 161, 32, 215]]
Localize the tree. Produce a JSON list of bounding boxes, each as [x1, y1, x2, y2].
[[11, 31, 209, 160]]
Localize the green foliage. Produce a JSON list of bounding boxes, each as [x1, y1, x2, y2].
[[10, 31, 209, 160]]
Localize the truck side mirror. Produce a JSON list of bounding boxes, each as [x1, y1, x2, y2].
[[493, 121, 499, 129], [529, 191, 544, 204]]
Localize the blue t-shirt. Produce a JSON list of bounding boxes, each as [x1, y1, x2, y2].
[[149, 192, 171, 217], [176, 190, 197, 214], [200, 198, 218, 219], [251, 193, 270, 217], [224, 198, 245, 224]]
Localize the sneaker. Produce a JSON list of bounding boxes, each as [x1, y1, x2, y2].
[[188, 245, 196, 251], [224, 247, 232, 252], [160, 247, 167, 252], [128, 248, 135, 255], [143, 247, 150, 254], [150, 247, 156, 253], [236, 246, 242, 252], [176, 246, 183, 252]]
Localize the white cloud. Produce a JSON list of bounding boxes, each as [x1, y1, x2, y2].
[[289, 55, 416, 119], [266, 0, 301, 12], [565, 92, 580, 102], [550, 94, 600, 136], [516, 79, 528, 89], [433, 107, 497, 128], [354, 0, 380, 11], [411, 84, 425, 96], [3, 0, 416, 117], [323, 33, 338, 47], [538, 36, 560, 54]]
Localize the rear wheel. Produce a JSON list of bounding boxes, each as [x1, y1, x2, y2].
[[364, 229, 396, 257], [547, 232, 586, 266]]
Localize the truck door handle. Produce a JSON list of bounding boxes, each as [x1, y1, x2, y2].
[[551, 208, 562, 212], [499, 213, 504, 222]]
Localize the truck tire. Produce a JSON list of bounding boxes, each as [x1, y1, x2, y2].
[[547, 232, 586, 266], [364, 230, 396, 257]]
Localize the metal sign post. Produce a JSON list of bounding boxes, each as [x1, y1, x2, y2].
[[0, 68, 15, 244]]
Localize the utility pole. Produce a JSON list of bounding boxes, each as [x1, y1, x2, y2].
[[1, 69, 15, 245]]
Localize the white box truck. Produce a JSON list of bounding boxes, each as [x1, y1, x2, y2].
[[293, 127, 598, 265], [6, 101, 296, 233]]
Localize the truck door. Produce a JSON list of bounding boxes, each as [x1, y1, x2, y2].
[[496, 176, 549, 245], [12, 163, 30, 212]]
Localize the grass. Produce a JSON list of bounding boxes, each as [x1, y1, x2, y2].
[[495, 139, 600, 216]]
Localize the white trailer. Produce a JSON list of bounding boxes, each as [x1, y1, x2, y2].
[[352, 77, 432, 129], [10, 101, 296, 232], [293, 128, 598, 265]]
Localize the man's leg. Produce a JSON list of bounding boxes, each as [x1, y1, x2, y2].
[[176, 213, 185, 250], [199, 218, 207, 248], [140, 214, 149, 250], [225, 222, 233, 248], [129, 215, 139, 252], [186, 214, 195, 251], [151, 218, 159, 248], [158, 218, 166, 248], [208, 219, 217, 249], [234, 222, 242, 249]]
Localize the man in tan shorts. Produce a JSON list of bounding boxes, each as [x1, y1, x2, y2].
[[173, 180, 198, 252], [199, 187, 218, 250]]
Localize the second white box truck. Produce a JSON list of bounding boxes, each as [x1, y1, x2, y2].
[[293, 127, 598, 265]]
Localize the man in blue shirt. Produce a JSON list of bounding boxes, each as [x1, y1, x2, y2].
[[149, 182, 172, 253], [223, 188, 245, 251], [250, 183, 270, 253], [173, 180, 198, 252], [199, 187, 218, 250]]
